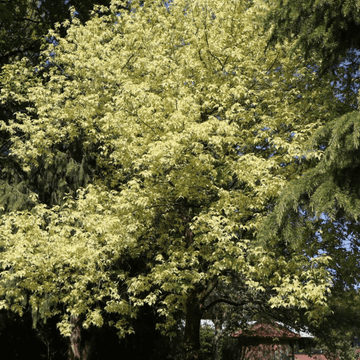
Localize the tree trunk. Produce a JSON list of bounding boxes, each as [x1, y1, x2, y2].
[[212, 316, 223, 360], [68, 315, 93, 360], [184, 293, 203, 360]]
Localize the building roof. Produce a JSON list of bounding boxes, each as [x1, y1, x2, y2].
[[295, 355, 329, 360], [232, 322, 301, 340]]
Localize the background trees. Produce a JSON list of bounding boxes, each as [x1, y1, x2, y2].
[[0, 0, 113, 66], [0, 0, 355, 359]]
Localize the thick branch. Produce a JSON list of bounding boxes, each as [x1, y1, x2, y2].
[[199, 279, 218, 304]]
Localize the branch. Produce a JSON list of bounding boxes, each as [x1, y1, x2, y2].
[[265, 54, 279, 74], [136, 116, 158, 135], [198, 49, 208, 69], [245, 55, 279, 92], [228, 174, 238, 190], [199, 279, 218, 304], [207, 50, 224, 69], [121, 53, 135, 71], [14, 17, 42, 24]]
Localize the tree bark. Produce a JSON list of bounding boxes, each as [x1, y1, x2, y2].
[[212, 316, 223, 360], [184, 293, 203, 360], [68, 315, 93, 360]]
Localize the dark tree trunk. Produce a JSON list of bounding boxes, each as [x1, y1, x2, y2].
[[184, 293, 203, 360]]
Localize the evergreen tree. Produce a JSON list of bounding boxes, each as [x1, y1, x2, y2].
[[258, 110, 360, 356], [265, 0, 360, 74], [260, 1, 360, 354]]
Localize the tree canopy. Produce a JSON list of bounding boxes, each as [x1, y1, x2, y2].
[[0, 0, 347, 359]]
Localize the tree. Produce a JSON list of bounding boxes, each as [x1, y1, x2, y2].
[[0, 2, 126, 358], [260, 0, 360, 354], [0, 1, 343, 359], [261, 1, 360, 355], [265, 0, 360, 74], [257, 110, 360, 357]]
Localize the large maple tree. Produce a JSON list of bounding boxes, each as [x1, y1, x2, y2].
[[0, 0, 344, 358]]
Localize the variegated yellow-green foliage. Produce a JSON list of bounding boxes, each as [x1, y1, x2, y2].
[[0, 0, 340, 343]]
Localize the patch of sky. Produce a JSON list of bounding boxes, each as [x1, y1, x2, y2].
[[306, 212, 360, 287], [306, 63, 321, 74], [330, 48, 360, 103], [165, 0, 173, 10]]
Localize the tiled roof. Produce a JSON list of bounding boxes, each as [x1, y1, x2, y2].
[[294, 355, 328, 360]]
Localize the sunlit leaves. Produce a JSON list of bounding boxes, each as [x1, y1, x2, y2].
[[0, 0, 341, 335]]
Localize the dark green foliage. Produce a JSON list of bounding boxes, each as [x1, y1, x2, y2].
[[264, 8, 360, 353], [266, 0, 360, 73], [259, 111, 360, 280], [258, 111, 360, 357], [220, 336, 240, 360], [0, 0, 112, 66], [200, 325, 215, 359], [310, 291, 360, 360], [267, 111, 360, 221]]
